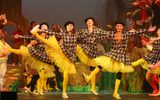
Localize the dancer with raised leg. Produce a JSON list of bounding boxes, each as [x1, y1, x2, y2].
[[76, 17, 113, 95], [132, 27, 160, 96], [83, 21, 152, 99], [31, 21, 78, 98]]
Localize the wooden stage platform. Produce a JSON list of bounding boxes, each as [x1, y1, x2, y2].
[[17, 92, 160, 100]]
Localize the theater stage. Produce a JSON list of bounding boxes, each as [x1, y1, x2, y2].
[[17, 92, 160, 100]]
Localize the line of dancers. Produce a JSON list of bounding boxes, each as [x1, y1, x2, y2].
[[0, 14, 160, 100], [6, 16, 160, 99]]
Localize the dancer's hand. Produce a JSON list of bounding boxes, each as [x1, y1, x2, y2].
[[27, 40, 37, 47], [148, 26, 156, 32], [13, 34, 19, 39], [129, 28, 136, 32], [31, 25, 40, 35]]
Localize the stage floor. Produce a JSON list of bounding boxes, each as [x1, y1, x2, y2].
[[18, 92, 160, 100]]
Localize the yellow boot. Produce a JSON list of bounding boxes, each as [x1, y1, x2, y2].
[[38, 69, 45, 95], [113, 79, 121, 99], [62, 71, 69, 99], [43, 78, 48, 91], [131, 58, 145, 67], [91, 75, 98, 95], [36, 79, 41, 94], [83, 67, 100, 82]]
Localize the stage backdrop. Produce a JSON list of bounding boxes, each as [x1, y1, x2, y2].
[[22, 0, 107, 29]]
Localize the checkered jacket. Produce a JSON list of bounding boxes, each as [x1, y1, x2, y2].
[[76, 28, 114, 58], [18, 35, 54, 64], [105, 29, 147, 65], [40, 30, 77, 63], [28, 44, 54, 64], [144, 39, 160, 64]]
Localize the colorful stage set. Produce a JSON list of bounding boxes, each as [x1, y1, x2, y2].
[[0, 0, 160, 100]]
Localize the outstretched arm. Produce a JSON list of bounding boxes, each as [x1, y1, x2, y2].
[[96, 29, 113, 41], [126, 26, 156, 37], [40, 29, 62, 37], [15, 34, 36, 40], [126, 28, 147, 37], [152, 37, 160, 41]]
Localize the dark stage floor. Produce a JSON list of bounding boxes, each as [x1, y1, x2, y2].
[[17, 92, 160, 100]]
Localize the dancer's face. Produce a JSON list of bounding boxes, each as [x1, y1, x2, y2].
[[40, 24, 48, 30], [115, 24, 124, 32], [66, 24, 74, 33], [86, 19, 94, 28], [40, 24, 48, 38]]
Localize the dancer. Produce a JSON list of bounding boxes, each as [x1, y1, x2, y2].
[[0, 14, 10, 91], [16, 23, 60, 93], [150, 60, 160, 96], [8, 23, 55, 95], [76, 17, 113, 95], [132, 27, 160, 96], [0, 31, 10, 91], [7, 40, 55, 95], [31, 21, 77, 98], [83, 21, 151, 99]]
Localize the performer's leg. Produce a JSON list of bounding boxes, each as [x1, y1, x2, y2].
[[113, 72, 122, 99], [38, 69, 45, 95], [90, 66, 98, 95], [146, 71, 158, 96], [46, 78, 53, 91], [40, 78, 46, 95], [25, 75, 39, 94], [31, 26, 51, 46], [131, 58, 145, 67], [39, 78, 44, 95], [54, 78, 60, 91], [62, 71, 69, 98], [43, 78, 48, 91], [30, 75, 39, 92], [36, 79, 41, 94], [91, 75, 98, 95], [0, 62, 7, 91], [26, 74, 32, 85], [83, 66, 102, 82]]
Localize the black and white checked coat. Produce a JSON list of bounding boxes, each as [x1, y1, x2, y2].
[[77, 28, 113, 58], [144, 39, 160, 64], [41, 30, 77, 63], [105, 29, 147, 65], [18, 35, 54, 64]]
